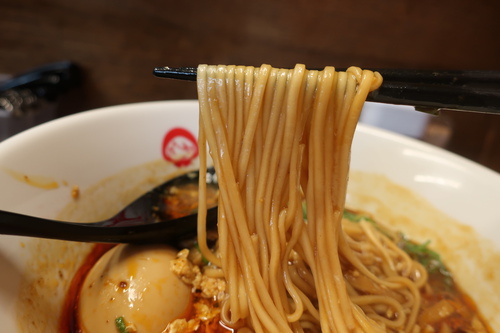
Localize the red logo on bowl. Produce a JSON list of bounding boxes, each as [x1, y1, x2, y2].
[[162, 128, 198, 167]]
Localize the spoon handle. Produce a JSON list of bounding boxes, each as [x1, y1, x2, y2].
[[0, 208, 218, 244]]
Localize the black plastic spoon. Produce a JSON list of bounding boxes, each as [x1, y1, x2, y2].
[[0, 168, 218, 244]]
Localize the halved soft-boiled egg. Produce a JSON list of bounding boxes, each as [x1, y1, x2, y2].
[[78, 244, 191, 332]]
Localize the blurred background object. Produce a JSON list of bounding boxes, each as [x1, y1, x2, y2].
[[1, 0, 499, 171], [0, 61, 80, 140]]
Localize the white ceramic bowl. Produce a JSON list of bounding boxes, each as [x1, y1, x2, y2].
[[0, 100, 499, 332]]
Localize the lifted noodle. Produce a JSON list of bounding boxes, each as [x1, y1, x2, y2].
[[195, 64, 428, 333]]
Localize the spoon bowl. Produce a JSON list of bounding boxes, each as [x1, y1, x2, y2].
[[0, 167, 218, 243]]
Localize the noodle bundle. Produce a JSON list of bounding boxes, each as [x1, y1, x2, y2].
[[196, 64, 427, 333]]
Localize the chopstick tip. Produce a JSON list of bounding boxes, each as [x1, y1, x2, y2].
[[153, 66, 197, 81]]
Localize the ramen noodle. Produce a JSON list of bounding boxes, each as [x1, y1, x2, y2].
[[191, 63, 494, 333], [64, 64, 490, 333], [195, 64, 420, 332]]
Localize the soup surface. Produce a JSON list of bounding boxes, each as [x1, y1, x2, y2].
[[14, 165, 500, 332], [62, 171, 497, 332], [61, 212, 491, 332]]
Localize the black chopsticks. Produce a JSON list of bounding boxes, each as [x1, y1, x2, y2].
[[153, 67, 500, 115]]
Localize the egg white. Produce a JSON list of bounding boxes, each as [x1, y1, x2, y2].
[[78, 244, 191, 332]]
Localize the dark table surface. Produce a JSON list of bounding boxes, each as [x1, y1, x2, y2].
[[2, 0, 500, 172]]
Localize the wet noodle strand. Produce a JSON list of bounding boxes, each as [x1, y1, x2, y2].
[[196, 64, 424, 332]]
